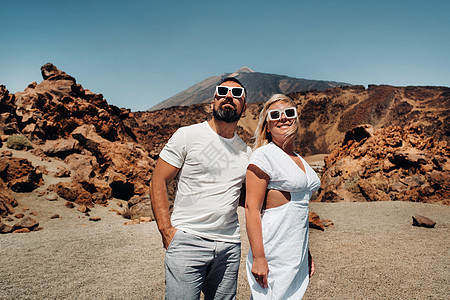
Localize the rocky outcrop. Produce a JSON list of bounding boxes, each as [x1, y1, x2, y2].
[[70, 124, 154, 199], [0, 85, 20, 135], [315, 125, 449, 204], [12, 63, 136, 142], [0, 179, 17, 217], [0, 157, 43, 193], [0, 64, 155, 231], [292, 84, 449, 156]]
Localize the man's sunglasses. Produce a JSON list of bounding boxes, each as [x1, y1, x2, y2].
[[215, 86, 245, 98], [267, 107, 298, 121]]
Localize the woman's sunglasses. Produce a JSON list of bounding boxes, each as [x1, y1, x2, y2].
[[215, 86, 245, 98], [267, 107, 297, 121]]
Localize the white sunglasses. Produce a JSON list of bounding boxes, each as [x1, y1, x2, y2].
[[267, 107, 297, 121], [215, 86, 245, 98]]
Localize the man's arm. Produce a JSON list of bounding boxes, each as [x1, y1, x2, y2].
[[150, 158, 180, 249]]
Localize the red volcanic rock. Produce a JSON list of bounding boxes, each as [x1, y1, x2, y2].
[[14, 216, 39, 230], [64, 153, 98, 182], [308, 211, 325, 231], [14, 213, 25, 219], [50, 214, 60, 219], [0, 222, 13, 233], [41, 62, 70, 80], [40, 138, 81, 158], [11, 63, 136, 143], [412, 215, 436, 228], [13, 228, 31, 233], [0, 157, 43, 193], [54, 182, 94, 207], [316, 125, 450, 204], [77, 205, 90, 213], [322, 219, 334, 227], [342, 124, 374, 146], [0, 85, 20, 135], [89, 216, 101, 222], [71, 124, 153, 200], [122, 195, 153, 220], [53, 166, 71, 178], [358, 179, 390, 202], [123, 219, 140, 225], [0, 179, 17, 217]]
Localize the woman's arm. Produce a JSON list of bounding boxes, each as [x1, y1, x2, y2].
[[245, 164, 270, 288], [308, 249, 315, 277]]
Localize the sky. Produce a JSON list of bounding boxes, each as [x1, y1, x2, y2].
[[1, 0, 449, 111]]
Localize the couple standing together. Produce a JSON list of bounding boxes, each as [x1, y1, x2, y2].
[[150, 77, 321, 300]]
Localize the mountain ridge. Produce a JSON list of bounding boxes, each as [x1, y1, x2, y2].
[[149, 67, 350, 110]]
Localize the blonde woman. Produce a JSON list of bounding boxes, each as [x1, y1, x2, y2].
[[245, 94, 321, 299]]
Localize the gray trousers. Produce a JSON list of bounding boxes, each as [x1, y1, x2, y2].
[[164, 230, 241, 300]]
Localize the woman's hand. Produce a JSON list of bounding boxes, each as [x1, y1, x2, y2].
[[252, 257, 269, 288], [308, 250, 315, 277]]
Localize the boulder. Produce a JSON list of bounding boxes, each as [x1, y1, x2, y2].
[[122, 195, 153, 220], [40, 138, 80, 158], [14, 216, 39, 230], [412, 215, 436, 228], [308, 211, 324, 231], [52, 182, 94, 206], [0, 157, 43, 193]]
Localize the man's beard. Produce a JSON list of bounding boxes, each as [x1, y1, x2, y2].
[[213, 103, 243, 123]]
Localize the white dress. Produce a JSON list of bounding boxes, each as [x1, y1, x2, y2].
[[246, 142, 321, 299]]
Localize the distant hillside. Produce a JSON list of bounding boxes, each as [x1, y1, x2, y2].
[[149, 67, 349, 110]]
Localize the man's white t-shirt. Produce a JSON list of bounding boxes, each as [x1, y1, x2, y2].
[[159, 121, 251, 243]]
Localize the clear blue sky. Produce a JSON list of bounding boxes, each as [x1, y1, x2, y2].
[[1, 0, 449, 111]]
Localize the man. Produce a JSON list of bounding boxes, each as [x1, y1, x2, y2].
[[150, 77, 251, 300]]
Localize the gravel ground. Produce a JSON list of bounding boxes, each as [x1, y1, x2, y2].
[[1, 200, 449, 299]]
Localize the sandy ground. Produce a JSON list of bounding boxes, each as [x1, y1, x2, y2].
[[1, 146, 449, 299], [1, 198, 449, 299]]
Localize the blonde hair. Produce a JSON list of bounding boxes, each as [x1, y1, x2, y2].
[[253, 94, 299, 150]]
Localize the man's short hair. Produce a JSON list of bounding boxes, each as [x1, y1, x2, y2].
[[218, 77, 247, 100]]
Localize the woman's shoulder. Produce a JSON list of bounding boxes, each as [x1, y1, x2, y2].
[[249, 143, 279, 164], [252, 142, 278, 155]]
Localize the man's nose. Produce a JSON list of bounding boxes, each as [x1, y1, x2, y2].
[[226, 89, 234, 98]]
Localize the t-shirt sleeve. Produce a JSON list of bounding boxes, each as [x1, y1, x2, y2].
[[248, 148, 273, 179], [159, 128, 186, 168]]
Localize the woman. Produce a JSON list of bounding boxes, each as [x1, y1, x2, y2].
[[245, 94, 321, 299]]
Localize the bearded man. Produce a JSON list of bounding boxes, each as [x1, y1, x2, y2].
[[150, 77, 251, 300]]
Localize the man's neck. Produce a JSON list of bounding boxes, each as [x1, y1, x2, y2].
[[208, 118, 237, 139]]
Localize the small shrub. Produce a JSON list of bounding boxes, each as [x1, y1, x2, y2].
[[6, 134, 33, 150]]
